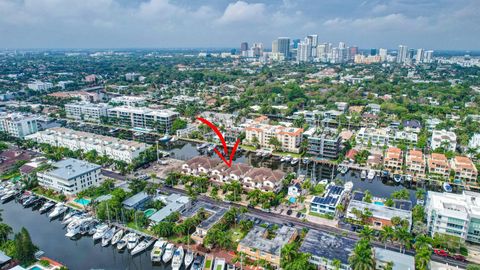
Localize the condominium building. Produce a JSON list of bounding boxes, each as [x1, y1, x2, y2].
[[425, 191, 480, 244], [384, 147, 403, 173], [428, 153, 450, 178], [306, 129, 341, 159], [110, 96, 147, 106], [26, 127, 147, 163], [27, 80, 53, 91], [451, 156, 478, 183], [431, 130, 457, 152], [237, 225, 297, 266], [65, 102, 110, 122], [37, 158, 102, 196], [0, 113, 38, 138], [356, 127, 389, 146], [406, 149, 426, 177], [245, 120, 303, 153], [107, 106, 179, 134]]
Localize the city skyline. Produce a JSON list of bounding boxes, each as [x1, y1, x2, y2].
[[0, 0, 479, 50]]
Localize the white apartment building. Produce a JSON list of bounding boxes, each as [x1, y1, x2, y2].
[[65, 102, 110, 122], [431, 130, 457, 152], [110, 96, 147, 106], [356, 127, 390, 146], [468, 133, 480, 150], [107, 106, 179, 134], [27, 81, 54, 91], [26, 127, 147, 163], [426, 191, 480, 244], [0, 113, 38, 138], [171, 95, 202, 105], [37, 158, 102, 196], [245, 122, 303, 153]]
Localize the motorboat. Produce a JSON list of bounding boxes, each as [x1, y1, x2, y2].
[[127, 233, 139, 250], [262, 150, 271, 157], [338, 165, 348, 174], [159, 135, 172, 143], [284, 155, 292, 162], [65, 219, 83, 238], [151, 240, 167, 262], [117, 233, 131, 250], [290, 158, 299, 165], [319, 179, 329, 185], [92, 224, 109, 240], [131, 237, 155, 256], [162, 243, 175, 263], [207, 144, 216, 152], [1, 190, 17, 202], [393, 174, 403, 183], [88, 221, 99, 235], [196, 143, 209, 150], [255, 150, 263, 157], [203, 255, 214, 270], [171, 246, 185, 270], [192, 255, 204, 270], [184, 249, 194, 268], [62, 212, 81, 225], [360, 170, 367, 179], [443, 182, 453, 193], [213, 258, 226, 270], [344, 181, 354, 192], [48, 203, 68, 219], [404, 175, 413, 182], [302, 157, 310, 164], [101, 227, 116, 247], [22, 196, 39, 207], [80, 219, 97, 235], [111, 229, 124, 246], [382, 170, 390, 178], [39, 201, 55, 213], [367, 170, 376, 180]]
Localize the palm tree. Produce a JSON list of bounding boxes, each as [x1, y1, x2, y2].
[[0, 223, 12, 244], [349, 239, 375, 270], [415, 246, 432, 270], [379, 226, 395, 248], [280, 243, 298, 267], [384, 261, 394, 270], [332, 259, 342, 270], [395, 227, 412, 253], [359, 226, 375, 242]]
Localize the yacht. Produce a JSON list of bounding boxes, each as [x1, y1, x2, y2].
[[171, 246, 185, 270], [338, 165, 348, 175], [117, 233, 131, 250], [101, 227, 116, 247], [162, 243, 175, 263], [255, 150, 263, 157], [111, 229, 124, 246], [443, 182, 453, 193], [344, 181, 354, 192], [262, 150, 271, 158], [48, 203, 68, 218], [393, 174, 403, 183], [22, 196, 39, 207], [192, 255, 204, 270], [131, 237, 155, 256], [92, 224, 109, 240], [127, 233, 139, 250], [360, 170, 367, 179], [159, 135, 172, 143], [367, 170, 376, 181], [196, 143, 209, 150], [65, 219, 83, 238], [1, 190, 17, 202], [62, 211, 79, 224], [291, 158, 299, 165], [80, 219, 97, 235], [184, 249, 194, 268], [151, 240, 167, 262], [203, 255, 214, 270], [39, 201, 55, 213], [213, 258, 226, 270]]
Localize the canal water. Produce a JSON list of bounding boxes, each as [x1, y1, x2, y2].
[[1, 200, 171, 270]]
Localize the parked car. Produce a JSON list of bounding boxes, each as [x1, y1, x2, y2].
[[286, 210, 293, 215], [450, 254, 466, 262], [433, 249, 448, 257]]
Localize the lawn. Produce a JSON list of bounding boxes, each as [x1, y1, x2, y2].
[[126, 221, 151, 234], [308, 211, 334, 220], [230, 227, 245, 243]]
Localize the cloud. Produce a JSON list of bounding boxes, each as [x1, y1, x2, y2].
[[217, 1, 266, 24]]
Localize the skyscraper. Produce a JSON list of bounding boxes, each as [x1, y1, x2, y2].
[[240, 42, 248, 52], [292, 39, 300, 49], [338, 42, 347, 63], [397, 45, 408, 63], [272, 40, 278, 53], [297, 40, 312, 62], [370, 48, 377, 56], [306, 35, 318, 58], [408, 49, 415, 60], [379, 48, 388, 61], [277, 37, 291, 59], [349, 46, 359, 60], [424, 50, 434, 63], [416, 48, 424, 63]]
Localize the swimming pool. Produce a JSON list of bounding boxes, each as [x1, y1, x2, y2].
[[29, 266, 43, 270], [144, 208, 156, 217], [289, 197, 297, 203], [74, 198, 91, 206], [373, 201, 384, 206]]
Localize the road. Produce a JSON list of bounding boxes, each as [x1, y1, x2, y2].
[[102, 170, 468, 268]]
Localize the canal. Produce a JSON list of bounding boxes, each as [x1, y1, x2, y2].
[[0, 200, 171, 270]]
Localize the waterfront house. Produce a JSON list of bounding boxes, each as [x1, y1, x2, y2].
[[288, 183, 304, 198], [309, 184, 345, 216], [182, 156, 221, 175], [149, 194, 191, 224], [122, 192, 151, 210], [384, 147, 403, 173], [405, 149, 426, 177], [243, 167, 285, 192], [428, 153, 450, 178], [451, 156, 478, 183]]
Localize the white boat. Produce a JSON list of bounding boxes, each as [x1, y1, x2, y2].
[[338, 165, 348, 174], [162, 243, 175, 263], [65, 219, 83, 238], [192, 255, 204, 270], [1, 190, 17, 202], [367, 170, 376, 180], [184, 249, 194, 268], [207, 144, 216, 152], [319, 179, 329, 185], [443, 182, 453, 193], [405, 175, 413, 182], [302, 157, 310, 164], [360, 170, 367, 179], [131, 237, 155, 256], [196, 143, 209, 150], [111, 229, 124, 246], [92, 224, 109, 240], [48, 203, 68, 218], [262, 151, 271, 157], [393, 174, 403, 183], [171, 246, 185, 270], [151, 240, 167, 262], [39, 201, 55, 213], [80, 219, 96, 235], [255, 150, 263, 157], [213, 258, 226, 270], [117, 233, 131, 250], [291, 158, 299, 165], [127, 233, 139, 250], [22, 195, 38, 207], [344, 181, 354, 192], [284, 155, 292, 162], [102, 227, 116, 247], [62, 211, 79, 224]]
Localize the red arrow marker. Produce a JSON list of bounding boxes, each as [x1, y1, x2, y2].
[[197, 117, 241, 167]]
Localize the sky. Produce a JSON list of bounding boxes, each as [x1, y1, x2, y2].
[[0, 0, 479, 50]]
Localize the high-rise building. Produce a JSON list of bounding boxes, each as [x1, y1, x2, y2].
[[337, 42, 347, 63], [276, 37, 291, 59], [379, 48, 388, 61], [292, 39, 300, 49], [349, 46, 359, 60], [416, 48, 424, 63], [272, 40, 279, 53], [251, 43, 263, 57], [408, 49, 415, 60], [306, 35, 318, 58], [397, 45, 408, 63], [370, 48, 377, 56], [240, 42, 248, 52], [424, 50, 434, 63], [297, 40, 312, 62]]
